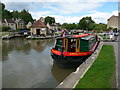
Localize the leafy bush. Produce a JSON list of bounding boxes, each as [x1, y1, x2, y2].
[[2, 27, 11, 31]]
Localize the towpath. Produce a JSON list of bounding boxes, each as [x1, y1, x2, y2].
[[103, 34, 119, 89]]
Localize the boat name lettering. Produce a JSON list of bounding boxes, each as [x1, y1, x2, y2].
[[70, 53, 78, 55], [69, 53, 86, 55]]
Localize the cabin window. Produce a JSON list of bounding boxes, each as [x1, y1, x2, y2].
[[68, 39, 76, 52], [55, 39, 62, 51]]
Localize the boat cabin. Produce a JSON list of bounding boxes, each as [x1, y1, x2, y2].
[[54, 34, 98, 53]]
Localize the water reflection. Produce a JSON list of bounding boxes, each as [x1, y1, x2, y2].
[[2, 38, 76, 88], [2, 39, 55, 61], [52, 61, 76, 84]]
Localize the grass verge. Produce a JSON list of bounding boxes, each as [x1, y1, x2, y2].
[[75, 45, 116, 88]]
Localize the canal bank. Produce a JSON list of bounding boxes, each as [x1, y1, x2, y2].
[[56, 41, 103, 88], [56, 41, 118, 88]]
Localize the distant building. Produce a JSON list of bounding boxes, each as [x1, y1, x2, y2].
[[26, 21, 33, 29], [46, 23, 61, 33], [107, 15, 119, 30], [0, 19, 16, 30], [30, 18, 47, 35], [39, 17, 44, 23], [0, 18, 26, 30], [14, 18, 25, 29]]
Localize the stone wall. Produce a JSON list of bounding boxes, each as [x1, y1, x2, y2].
[[107, 16, 118, 29]]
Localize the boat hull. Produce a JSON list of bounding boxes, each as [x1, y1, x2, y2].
[[51, 53, 91, 67]]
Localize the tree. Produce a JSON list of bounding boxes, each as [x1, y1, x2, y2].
[[11, 10, 20, 19], [61, 23, 68, 29], [44, 16, 55, 24], [0, 3, 12, 19], [88, 23, 96, 30], [0, 2, 5, 10], [2, 9, 12, 19], [78, 16, 95, 30], [19, 9, 33, 24], [94, 23, 107, 31], [61, 23, 77, 30]]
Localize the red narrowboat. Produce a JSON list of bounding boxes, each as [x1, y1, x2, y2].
[[51, 33, 99, 67]]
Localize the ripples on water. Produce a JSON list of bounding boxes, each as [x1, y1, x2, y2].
[[2, 38, 76, 88]]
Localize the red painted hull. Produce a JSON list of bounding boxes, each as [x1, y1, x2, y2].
[[51, 41, 99, 57]]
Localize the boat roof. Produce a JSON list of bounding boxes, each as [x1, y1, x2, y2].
[[81, 35, 95, 40], [57, 33, 95, 40]]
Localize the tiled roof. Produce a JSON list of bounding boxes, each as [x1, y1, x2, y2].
[[108, 15, 118, 21], [14, 19, 24, 23], [0, 19, 6, 23], [48, 23, 61, 26], [31, 19, 46, 28], [6, 19, 15, 23]]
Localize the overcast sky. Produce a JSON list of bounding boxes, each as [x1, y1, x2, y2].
[[1, 0, 119, 24]]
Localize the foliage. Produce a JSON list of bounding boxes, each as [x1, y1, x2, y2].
[[113, 28, 117, 31], [1, 3, 34, 24], [11, 10, 20, 19], [78, 16, 95, 30], [11, 9, 34, 24], [61, 17, 107, 32], [94, 23, 107, 31], [75, 45, 115, 88], [0, 3, 12, 19], [19, 9, 33, 24], [0, 2, 5, 10], [61, 23, 77, 30], [2, 27, 11, 31], [2, 9, 12, 19], [44, 16, 55, 24]]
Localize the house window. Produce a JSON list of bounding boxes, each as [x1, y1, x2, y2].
[[41, 28, 45, 30]]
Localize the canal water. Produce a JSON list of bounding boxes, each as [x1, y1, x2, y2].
[[2, 38, 76, 88]]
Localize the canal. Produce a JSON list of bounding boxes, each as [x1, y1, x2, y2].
[[2, 38, 76, 88]]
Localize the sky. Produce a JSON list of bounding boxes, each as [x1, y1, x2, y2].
[[1, 0, 120, 24]]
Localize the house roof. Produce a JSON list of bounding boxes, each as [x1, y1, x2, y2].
[[48, 23, 61, 26], [15, 19, 24, 23], [27, 21, 34, 25], [56, 23, 61, 26], [6, 19, 15, 23], [0, 19, 5, 23], [0, 19, 15, 23], [31, 19, 46, 28], [108, 15, 118, 21]]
